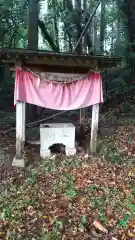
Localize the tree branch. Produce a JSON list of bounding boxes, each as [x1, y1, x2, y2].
[[38, 19, 59, 52]]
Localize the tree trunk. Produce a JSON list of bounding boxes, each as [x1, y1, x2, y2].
[[27, 0, 39, 123], [52, 0, 59, 51], [92, 15, 98, 54], [75, 0, 82, 54], [100, 0, 105, 54], [111, 22, 114, 55], [116, 7, 121, 54], [83, 0, 87, 53], [28, 0, 38, 49], [126, 0, 135, 81], [127, 0, 135, 45]]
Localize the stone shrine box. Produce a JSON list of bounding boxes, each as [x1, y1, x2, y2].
[[40, 123, 76, 158]]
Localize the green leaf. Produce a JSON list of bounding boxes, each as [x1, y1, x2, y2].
[[1, 206, 11, 219], [87, 185, 100, 191], [44, 232, 60, 240], [119, 213, 131, 228], [132, 187, 135, 195], [130, 204, 135, 212], [66, 188, 77, 198], [22, 198, 34, 206], [28, 171, 36, 186], [119, 219, 129, 228], [81, 215, 87, 225], [98, 210, 107, 223]]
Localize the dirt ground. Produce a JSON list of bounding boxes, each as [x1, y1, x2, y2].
[[0, 104, 135, 239]]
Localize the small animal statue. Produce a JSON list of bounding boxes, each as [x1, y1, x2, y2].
[[49, 143, 65, 154]]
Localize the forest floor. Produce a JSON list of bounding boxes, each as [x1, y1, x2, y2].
[[0, 102, 135, 239]]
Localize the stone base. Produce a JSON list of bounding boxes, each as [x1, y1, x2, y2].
[[40, 149, 51, 158], [66, 148, 76, 156], [40, 123, 75, 153], [12, 157, 25, 168]]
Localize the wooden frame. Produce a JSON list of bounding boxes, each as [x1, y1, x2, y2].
[[0, 48, 121, 73], [0, 47, 121, 167], [13, 102, 99, 167], [13, 103, 99, 166], [13, 98, 99, 168]]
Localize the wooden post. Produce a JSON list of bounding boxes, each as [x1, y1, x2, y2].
[[90, 103, 99, 154], [12, 101, 26, 167], [80, 108, 86, 124]]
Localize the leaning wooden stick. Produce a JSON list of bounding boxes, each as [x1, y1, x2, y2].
[[73, 0, 100, 53]]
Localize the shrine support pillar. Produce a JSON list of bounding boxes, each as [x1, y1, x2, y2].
[[12, 101, 26, 167], [90, 103, 99, 154]]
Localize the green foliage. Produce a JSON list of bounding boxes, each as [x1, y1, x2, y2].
[[55, 171, 77, 198], [119, 213, 131, 228], [87, 185, 100, 191], [44, 232, 61, 240], [81, 215, 87, 225], [52, 218, 64, 232], [98, 209, 107, 223], [1, 205, 11, 219], [0, 0, 28, 48], [38, 0, 126, 54], [91, 196, 106, 209], [28, 170, 36, 186], [99, 141, 123, 164], [0, 0, 134, 108], [22, 198, 35, 206], [131, 187, 135, 196], [66, 188, 77, 198], [0, 0, 131, 56]]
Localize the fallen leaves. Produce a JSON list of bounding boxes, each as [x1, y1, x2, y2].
[[93, 219, 108, 233], [1, 111, 135, 239], [0, 156, 133, 240]]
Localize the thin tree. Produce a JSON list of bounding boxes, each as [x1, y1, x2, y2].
[[100, 0, 105, 54]]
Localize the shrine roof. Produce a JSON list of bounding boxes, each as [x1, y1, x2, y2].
[[0, 48, 121, 73]]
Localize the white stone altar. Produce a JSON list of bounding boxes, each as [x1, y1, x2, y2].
[[40, 123, 76, 158]]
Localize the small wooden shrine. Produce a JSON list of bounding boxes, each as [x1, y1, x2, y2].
[[0, 48, 121, 167]]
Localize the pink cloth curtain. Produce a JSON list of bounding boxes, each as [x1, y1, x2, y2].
[[14, 68, 103, 110]]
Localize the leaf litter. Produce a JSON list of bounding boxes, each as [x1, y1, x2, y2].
[[1, 115, 135, 239]]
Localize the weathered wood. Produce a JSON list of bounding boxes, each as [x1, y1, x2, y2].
[[10, 65, 124, 74], [0, 48, 122, 70], [2, 57, 118, 69], [79, 108, 86, 124], [10, 66, 91, 74], [90, 103, 99, 154], [0, 47, 121, 59], [16, 101, 26, 159]]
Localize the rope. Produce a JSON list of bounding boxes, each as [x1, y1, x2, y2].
[[1, 107, 112, 135], [2, 109, 70, 134], [24, 68, 100, 84], [27, 68, 90, 83]]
